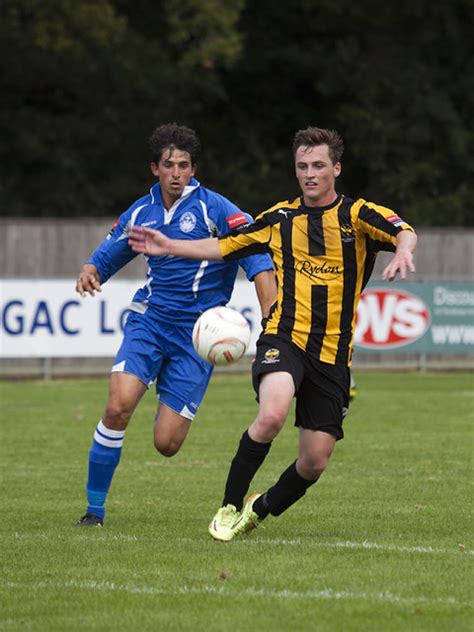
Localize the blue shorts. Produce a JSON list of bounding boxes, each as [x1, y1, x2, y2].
[[112, 310, 213, 420]]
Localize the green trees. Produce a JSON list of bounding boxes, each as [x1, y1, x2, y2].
[[1, 0, 472, 225]]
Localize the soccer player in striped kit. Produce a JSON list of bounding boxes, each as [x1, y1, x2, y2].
[[128, 126, 417, 540]]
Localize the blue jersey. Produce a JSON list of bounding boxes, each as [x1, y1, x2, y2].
[[88, 178, 273, 325]]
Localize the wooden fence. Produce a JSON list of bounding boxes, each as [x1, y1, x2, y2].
[[1, 219, 473, 281]]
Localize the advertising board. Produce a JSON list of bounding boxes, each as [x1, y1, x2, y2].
[[1, 280, 472, 357]]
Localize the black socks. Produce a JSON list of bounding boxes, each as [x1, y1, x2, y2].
[[223, 430, 272, 511], [254, 461, 319, 518]]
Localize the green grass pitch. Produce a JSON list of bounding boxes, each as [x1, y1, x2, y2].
[[1, 372, 473, 631]]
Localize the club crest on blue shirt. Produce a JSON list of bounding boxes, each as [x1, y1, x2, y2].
[[179, 212, 197, 233]]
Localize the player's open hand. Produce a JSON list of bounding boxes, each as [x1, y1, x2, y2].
[[128, 226, 170, 256], [76, 265, 102, 297], [382, 250, 416, 281]]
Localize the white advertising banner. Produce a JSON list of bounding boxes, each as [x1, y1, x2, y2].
[[1, 279, 472, 358], [0, 279, 262, 358]]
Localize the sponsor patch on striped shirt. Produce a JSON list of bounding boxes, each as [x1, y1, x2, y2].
[[386, 214, 404, 227]]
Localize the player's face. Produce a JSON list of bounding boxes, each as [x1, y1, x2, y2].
[[295, 144, 341, 207], [151, 148, 196, 206]]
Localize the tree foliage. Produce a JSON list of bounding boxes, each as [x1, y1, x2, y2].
[[0, 0, 472, 225]]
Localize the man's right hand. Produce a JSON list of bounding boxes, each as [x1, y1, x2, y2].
[[128, 226, 170, 256], [128, 226, 222, 261], [76, 264, 102, 297]]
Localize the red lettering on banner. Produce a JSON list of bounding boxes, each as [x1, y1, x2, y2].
[[354, 288, 430, 349]]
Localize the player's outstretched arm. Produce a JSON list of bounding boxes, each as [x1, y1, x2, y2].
[[382, 230, 417, 281], [76, 263, 102, 297], [128, 225, 223, 260]]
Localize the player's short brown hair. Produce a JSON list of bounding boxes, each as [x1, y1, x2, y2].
[[293, 127, 344, 164]]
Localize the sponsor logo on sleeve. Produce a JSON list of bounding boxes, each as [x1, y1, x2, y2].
[[226, 213, 249, 229], [106, 218, 120, 239], [385, 214, 405, 228]]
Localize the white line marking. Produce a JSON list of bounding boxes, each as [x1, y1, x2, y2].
[[3, 580, 465, 608], [13, 532, 139, 542], [11, 533, 473, 555], [250, 538, 474, 556], [181, 537, 474, 557]]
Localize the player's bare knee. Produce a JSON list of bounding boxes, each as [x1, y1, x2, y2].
[[254, 410, 286, 439], [103, 405, 132, 430], [298, 453, 330, 479], [313, 458, 329, 477], [153, 437, 181, 457]]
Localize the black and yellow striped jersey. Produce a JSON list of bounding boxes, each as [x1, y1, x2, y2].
[[218, 194, 415, 366]]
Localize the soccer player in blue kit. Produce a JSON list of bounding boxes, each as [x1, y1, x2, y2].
[[75, 124, 276, 526]]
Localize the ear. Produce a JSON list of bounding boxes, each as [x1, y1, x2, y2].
[[150, 162, 160, 177], [334, 162, 341, 178]]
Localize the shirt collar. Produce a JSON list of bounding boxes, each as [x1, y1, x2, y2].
[[150, 177, 201, 205], [300, 193, 342, 214]]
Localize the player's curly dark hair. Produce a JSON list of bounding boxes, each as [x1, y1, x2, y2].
[[149, 123, 201, 165], [292, 127, 344, 165]]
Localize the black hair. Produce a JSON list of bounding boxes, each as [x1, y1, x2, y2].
[[149, 123, 201, 165]]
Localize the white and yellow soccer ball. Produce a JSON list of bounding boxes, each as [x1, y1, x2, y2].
[[192, 306, 251, 366]]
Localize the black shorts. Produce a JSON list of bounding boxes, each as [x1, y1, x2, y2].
[[252, 334, 350, 440]]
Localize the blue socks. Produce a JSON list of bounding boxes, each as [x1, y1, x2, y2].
[[85, 420, 125, 520]]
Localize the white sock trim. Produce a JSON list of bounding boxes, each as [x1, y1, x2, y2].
[[94, 420, 125, 448], [97, 420, 125, 439]]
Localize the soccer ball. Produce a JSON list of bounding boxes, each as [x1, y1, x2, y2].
[[192, 306, 251, 366]]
